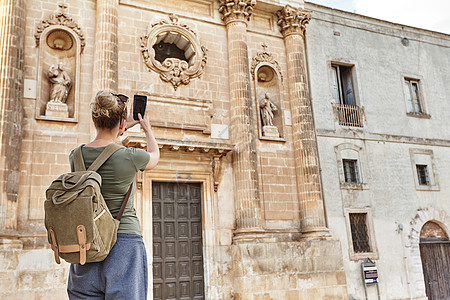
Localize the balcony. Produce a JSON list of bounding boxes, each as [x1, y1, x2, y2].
[[332, 103, 364, 127]]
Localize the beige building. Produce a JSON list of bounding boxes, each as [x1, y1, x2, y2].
[[0, 0, 449, 299]]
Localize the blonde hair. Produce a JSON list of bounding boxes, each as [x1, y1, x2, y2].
[[91, 90, 128, 129]]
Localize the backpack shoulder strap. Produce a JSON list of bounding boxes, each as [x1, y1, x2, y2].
[[73, 145, 86, 171], [87, 143, 124, 172], [116, 183, 133, 221]]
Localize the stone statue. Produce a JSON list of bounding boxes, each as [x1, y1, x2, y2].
[[47, 62, 71, 103], [260, 92, 277, 127]]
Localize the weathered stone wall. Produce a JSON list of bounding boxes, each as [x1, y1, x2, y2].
[[306, 3, 450, 300], [0, 0, 25, 235], [2, 0, 449, 299], [231, 240, 347, 299], [18, 0, 95, 247], [1, 1, 97, 299], [0, 247, 69, 300]]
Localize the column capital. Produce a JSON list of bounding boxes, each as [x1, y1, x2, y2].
[[276, 5, 311, 37], [218, 0, 256, 25]]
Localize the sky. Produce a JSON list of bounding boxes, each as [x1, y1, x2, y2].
[[307, 0, 450, 35]]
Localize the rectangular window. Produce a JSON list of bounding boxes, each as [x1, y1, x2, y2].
[[332, 65, 356, 105], [416, 164, 430, 185], [349, 213, 371, 253], [331, 64, 363, 127], [343, 159, 360, 183], [404, 79, 422, 114]]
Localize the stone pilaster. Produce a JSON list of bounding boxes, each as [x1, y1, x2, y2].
[[93, 0, 119, 92], [219, 0, 263, 239], [0, 0, 25, 238], [277, 5, 328, 238]]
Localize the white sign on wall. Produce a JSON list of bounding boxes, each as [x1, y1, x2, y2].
[[211, 124, 229, 140]]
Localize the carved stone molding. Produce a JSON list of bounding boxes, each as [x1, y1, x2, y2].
[[122, 136, 233, 192], [140, 14, 207, 90], [276, 5, 311, 37], [212, 155, 222, 192], [218, 0, 256, 24], [35, 3, 85, 53], [251, 43, 283, 81]]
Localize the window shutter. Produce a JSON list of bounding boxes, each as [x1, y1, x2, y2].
[[331, 66, 340, 103], [424, 166, 430, 185], [411, 82, 422, 113], [404, 80, 414, 113], [341, 67, 355, 105], [355, 162, 361, 184]]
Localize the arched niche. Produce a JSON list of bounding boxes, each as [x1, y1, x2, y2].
[[35, 5, 83, 122], [251, 46, 285, 141]]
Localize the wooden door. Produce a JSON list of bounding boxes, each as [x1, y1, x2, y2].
[[420, 242, 450, 300], [152, 182, 204, 300]]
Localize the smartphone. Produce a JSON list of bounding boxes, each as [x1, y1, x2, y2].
[[133, 95, 147, 120]]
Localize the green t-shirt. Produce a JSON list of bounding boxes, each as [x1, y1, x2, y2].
[[69, 145, 150, 236]]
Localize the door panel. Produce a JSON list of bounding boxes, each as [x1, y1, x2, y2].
[[420, 242, 450, 300], [152, 182, 205, 300]]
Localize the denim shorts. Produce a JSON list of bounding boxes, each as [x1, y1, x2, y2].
[[67, 233, 148, 300]]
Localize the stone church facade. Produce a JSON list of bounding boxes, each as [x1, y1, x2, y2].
[[0, 0, 449, 299]]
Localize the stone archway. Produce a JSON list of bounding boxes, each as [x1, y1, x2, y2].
[[408, 207, 450, 299]]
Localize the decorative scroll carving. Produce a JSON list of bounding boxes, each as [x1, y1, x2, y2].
[[123, 136, 233, 192], [251, 43, 283, 81], [35, 3, 85, 53], [140, 14, 207, 90], [218, 0, 256, 24], [212, 155, 222, 192], [136, 171, 144, 190], [276, 5, 311, 37]]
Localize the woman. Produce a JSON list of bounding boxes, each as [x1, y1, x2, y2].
[[67, 90, 159, 299]]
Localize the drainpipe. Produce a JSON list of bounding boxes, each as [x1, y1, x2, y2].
[[398, 223, 413, 300]]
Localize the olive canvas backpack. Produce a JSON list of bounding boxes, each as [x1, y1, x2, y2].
[[44, 143, 132, 265]]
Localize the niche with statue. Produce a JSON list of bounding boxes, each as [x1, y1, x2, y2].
[[251, 45, 285, 141], [34, 4, 84, 122]]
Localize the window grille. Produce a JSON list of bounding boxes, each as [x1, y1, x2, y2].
[[416, 164, 430, 185], [349, 213, 371, 253], [404, 79, 423, 114], [343, 159, 360, 183]]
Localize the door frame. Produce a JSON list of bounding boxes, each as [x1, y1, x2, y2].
[[138, 157, 218, 300], [407, 207, 450, 299]]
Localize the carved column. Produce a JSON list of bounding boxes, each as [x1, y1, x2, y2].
[[0, 0, 25, 237], [219, 0, 263, 239], [93, 0, 119, 91], [277, 6, 328, 237]]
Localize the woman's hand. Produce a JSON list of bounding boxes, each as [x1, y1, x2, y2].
[[138, 104, 152, 134], [125, 103, 140, 130]]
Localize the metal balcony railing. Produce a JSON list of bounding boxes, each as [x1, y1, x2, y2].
[[332, 103, 364, 127]]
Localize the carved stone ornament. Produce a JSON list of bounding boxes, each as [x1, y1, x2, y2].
[[251, 43, 283, 81], [218, 0, 256, 24], [276, 5, 311, 37], [122, 136, 233, 192], [140, 15, 207, 90], [35, 3, 85, 53]]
